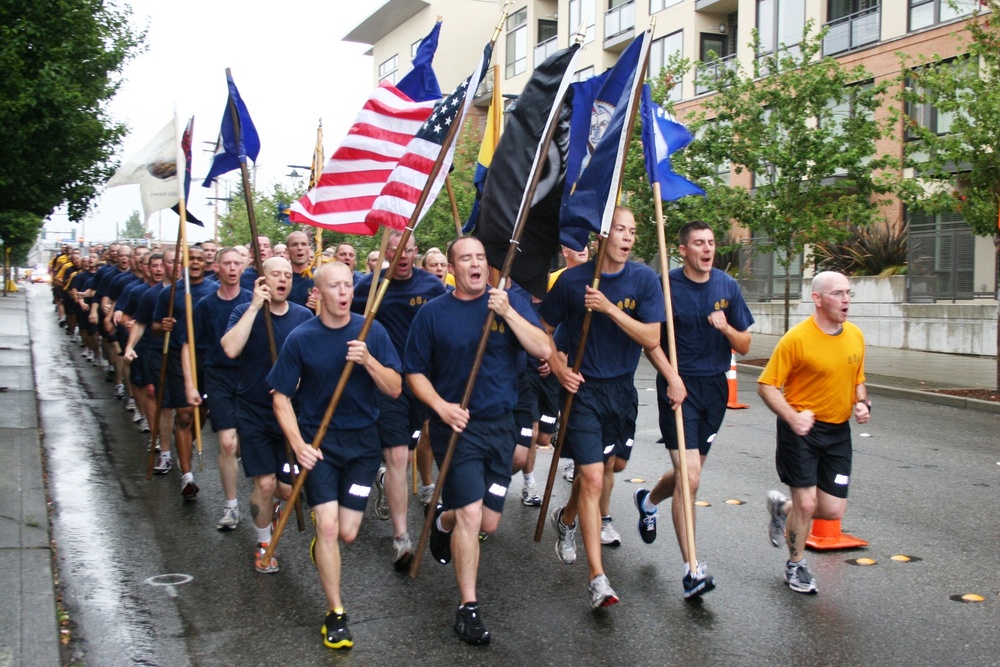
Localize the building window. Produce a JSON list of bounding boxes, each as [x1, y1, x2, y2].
[[823, 82, 875, 174], [535, 19, 559, 63], [824, 0, 880, 55], [905, 60, 972, 141], [506, 7, 528, 78], [379, 54, 398, 84], [757, 0, 805, 59], [649, 31, 683, 102], [650, 0, 682, 13], [907, 211, 976, 301], [606, 0, 636, 40], [739, 240, 804, 302], [569, 0, 596, 44], [909, 0, 976, 32], [574, 66, 596, 82], [411, 39, 421, 60]]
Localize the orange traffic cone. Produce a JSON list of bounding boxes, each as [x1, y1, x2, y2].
[[726, 350, 749, 409], [805, 518, 869, 551]]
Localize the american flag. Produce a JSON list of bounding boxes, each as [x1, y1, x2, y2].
[[366, 43, 494, 231], [287, 83, 437, 235]]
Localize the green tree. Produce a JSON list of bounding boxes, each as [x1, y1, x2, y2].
[[0, 0, 144, 252], [218, 181, 307, 251], [651, 25, 896, 330], [122, 210, 145, 239], [894, 1, 1000, 388]]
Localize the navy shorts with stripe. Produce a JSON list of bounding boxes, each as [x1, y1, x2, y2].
[[204, 366, 239, 432], [514, 369, 560, 446], [657, 373, 727, 456], [300, 424, 381, 512], [562, 375, 637, 465], [236, 398, 291, 483], [375, 387, 426, 450], [775, 418, 853, 499], [428, 415, 515, 514]]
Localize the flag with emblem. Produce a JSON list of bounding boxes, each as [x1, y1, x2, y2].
[[640, 83, 704, 202], [366, 42, 494, 231], [289, 22, 442, 235], [202, 71, 259, 187]]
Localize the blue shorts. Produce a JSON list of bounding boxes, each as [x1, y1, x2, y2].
[[236, 399, 291, 482], [300, 424, 381, 511], [514, 369, 560, 446], [164, 348, 199, 410], [657, 373, 727, 456], [562, 375, 637, 465], [775, 419, 852, 499], [428, 415, 515, 513], [204, 366, 239, 432], [375, 388, 426, 450]]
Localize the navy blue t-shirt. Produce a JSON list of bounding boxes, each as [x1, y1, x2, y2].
[[665, 267, 755, 377], [191, 289, 253, 368], [539, 260, 665, 380], [92, 264, 116, 298], [352, 268, 447, 356], [240, 267, 258, 292], [289, 272, 314, 308], [268, 314, 401, 432], [404, 290, 541, 419], [153, 279, 217, 351], [120, 281, 152, 318], [226, 301, 313, 407], [96, 266, 128, 300], [133, 282, 166, 354], [108, 271, 140, 302]]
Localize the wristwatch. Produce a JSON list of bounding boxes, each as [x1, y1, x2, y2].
[[857, 399, 872, 412]]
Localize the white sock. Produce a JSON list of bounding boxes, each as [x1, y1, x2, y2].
[[642, 495, 657, 513], [523, 472, 535, 485], [225, 498, 237, 509], [257, 525, 272, 544], [436, 515, 451, 534]]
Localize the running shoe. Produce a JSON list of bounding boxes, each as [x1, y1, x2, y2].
[[634, 488, 658, 544], [104, 367, 114, 382], [114, 383, 125, 399], [131, 409, 143, 423], [521, 482, 542, 507], [767, 490, 789, 547], [785, 560, 818, 594], [153, 453, 172, 475], [125, 397, 136, 412], [550, 506, 577, 564], [391, 535, 413, 571], [136, 417, 150, 433], [588, 574, 620, 609], [255, 543, 279, 574], [454, 602, 490, 646], [374, 465, 389, 521], [601, 516, 621, 547], [429, 505, 452, 565], [217, 506, 239, 531], [419, 483, 435, 507], [180, 472, 199, 499], [683, 562, 717, 600], [321, 610, 352, 649], [563, 461, 575, 483]]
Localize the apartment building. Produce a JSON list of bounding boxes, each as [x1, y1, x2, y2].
[[345, 0, 994, 304]]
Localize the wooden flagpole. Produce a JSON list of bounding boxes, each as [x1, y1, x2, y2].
[[263, 5, 513, 565], [445, 175, 463, 238], [146, 224, 183, 479], [535, 27, 652, 541], [651, 182, 697, 573], [365, 228, 391, 317], [224, 68, 306, 531]]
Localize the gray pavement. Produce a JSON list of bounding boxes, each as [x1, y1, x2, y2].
[[2, 283, 999, 664]]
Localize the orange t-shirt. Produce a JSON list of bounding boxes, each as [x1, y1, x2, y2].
[[758, 316, 866, 424]]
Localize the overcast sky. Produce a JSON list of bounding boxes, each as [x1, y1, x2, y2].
[[46, 0, 385, 245]]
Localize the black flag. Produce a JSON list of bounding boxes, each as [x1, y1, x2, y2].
[[473, 44, 579, 299]]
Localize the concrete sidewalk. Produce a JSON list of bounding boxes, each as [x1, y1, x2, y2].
[[0, 289, 60, 666]]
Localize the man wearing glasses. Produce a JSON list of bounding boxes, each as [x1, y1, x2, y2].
[[757, 271, 871, 594]]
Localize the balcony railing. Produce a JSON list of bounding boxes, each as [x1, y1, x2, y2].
[[534, 36, 559, 65], [822, 6, 880, 56], [695, 53, 738, 95], [605, 1, 636, 40]]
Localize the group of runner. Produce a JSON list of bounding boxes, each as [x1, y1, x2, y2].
[[46, 208, 871, 649]]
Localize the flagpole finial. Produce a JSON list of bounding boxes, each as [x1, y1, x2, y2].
[[491, 2, 514, 44]]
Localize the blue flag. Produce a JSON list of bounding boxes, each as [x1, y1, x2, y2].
[[640, 84, 704, 201], [559, 34, 648, 250], [202, 71, 260, 186], [396, 21, 442, 103]]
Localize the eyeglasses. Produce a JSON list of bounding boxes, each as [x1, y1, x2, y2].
[[822, 290, 855, 299]]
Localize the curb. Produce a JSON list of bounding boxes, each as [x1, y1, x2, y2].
[[737, 363, 1000, 416]]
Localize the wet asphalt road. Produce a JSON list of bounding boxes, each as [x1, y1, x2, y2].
[[28, 286, 999, 666]]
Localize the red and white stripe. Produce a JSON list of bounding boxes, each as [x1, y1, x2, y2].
[[288, 82, 436, 236]]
